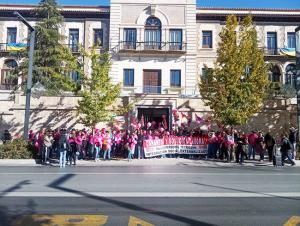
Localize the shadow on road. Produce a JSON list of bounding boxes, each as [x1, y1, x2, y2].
[[0, 180, 31, 198], [192, 182, 300, 202], [47, 174, 217, 226]]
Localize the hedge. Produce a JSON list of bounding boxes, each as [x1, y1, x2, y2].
[[0, 138, 37, 159]]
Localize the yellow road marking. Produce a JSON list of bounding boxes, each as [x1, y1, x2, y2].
[[11, 215, 108, 226], [128, 216, 155, 226], [283, 216, 300, 226]]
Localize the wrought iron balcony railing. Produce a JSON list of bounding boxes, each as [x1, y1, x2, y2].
[[119, 41, 187, 53], [121, 85, 199, 97]]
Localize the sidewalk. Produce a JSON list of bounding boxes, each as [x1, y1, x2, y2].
[[0, 158, 299, 167]]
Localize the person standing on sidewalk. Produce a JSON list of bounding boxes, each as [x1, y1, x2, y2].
[[93, 130, 102, 162], [235, 131, 247, 164], [103, 131, 112, 160], [248, 131, 258, 160], [75, 131, 83, 160], [68, 131, 77, 166], [58, 129, 69, 168], [264, 132, 275, 162], [288, 127, 298, 160], [42, 130, 53, 165], [255, 131, 265, 161], [281, 133, 296, 166]]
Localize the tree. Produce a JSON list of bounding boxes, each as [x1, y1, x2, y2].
[[76, 49, 121, 129], [199, 15, 269, 126], [14, 0, 81, 94]]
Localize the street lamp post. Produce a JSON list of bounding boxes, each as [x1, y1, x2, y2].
[[13, 12, 35, 140], [295, 26, 300, 140]]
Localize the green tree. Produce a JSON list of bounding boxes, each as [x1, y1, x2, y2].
[[199, 15, 269, 126], [14, 0, 81, 94], [77, 49, 121, 129]]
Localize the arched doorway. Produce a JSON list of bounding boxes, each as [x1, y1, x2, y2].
[[285, 64, 297, 88], [268, 65, 281, 83], [0, 59, 18, 90], [144, 16, 162, 50]]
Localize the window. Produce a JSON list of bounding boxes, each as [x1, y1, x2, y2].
[[124, 28, 137, 49], [145, 17, 161, 50], [170, 70, 181, 87], [169, 29, 182, 50], [267, 32, 277, 55], [124, 69, 134, 87], [7, 27, 17, 43], [287, 32, 296, 48], [285, 64, 296, 88], [93, 29, 103, 47], [69, 71, 80, 82], [69, 29, 79, 52], [202, 31, 212, 48], [1, 59, 18, 90]]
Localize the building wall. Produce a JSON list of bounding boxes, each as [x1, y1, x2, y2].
[[109, 0, 197, 91], [196, 20, 298, 79], [0, 4, 299, 136]]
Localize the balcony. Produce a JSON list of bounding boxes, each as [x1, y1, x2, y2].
[[65, 44, 80, 53], [119, 41, 187, 54], [121, 86, 199, 97], [264, 48, 278, 55], [263, 47, 295, 57]]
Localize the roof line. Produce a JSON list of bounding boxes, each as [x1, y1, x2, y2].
[[197, 7, 300, 12], [0, 3, 109, 9]]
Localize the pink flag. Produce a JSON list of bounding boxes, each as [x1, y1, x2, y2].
[[195, 114, 203, 124]]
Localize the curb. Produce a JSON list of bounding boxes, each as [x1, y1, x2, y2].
[[0, 159, 299, 167]]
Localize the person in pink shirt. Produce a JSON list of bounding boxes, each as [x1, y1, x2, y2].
[[103, 131, 112, 160], [75, 131, 83, 160], [93, 130, 102, 162], [127, 133, 137, 161], [113, 130, 122, 158]]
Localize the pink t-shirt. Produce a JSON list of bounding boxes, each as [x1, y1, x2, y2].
[[114, 134, 122, 145], [94, 135, 102, 147], [75, 135, 82, 145]]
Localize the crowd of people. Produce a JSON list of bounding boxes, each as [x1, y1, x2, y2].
[[206, 128, 297, 166], [1, 124, 298, 167]]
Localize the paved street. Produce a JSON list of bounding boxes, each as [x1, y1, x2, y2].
[[0, 163, 299, 226]]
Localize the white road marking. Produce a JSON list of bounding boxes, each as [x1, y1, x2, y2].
[[0, 172, 299, 175], [1, 192, 300, 198]]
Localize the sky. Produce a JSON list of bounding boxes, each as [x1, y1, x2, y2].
[[0, 0, 299, 9]]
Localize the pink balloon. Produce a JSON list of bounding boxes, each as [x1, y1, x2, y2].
[[159, 127, 164, 132], [147, 122, 152, 128]]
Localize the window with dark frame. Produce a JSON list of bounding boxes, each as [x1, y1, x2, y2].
[[7, 27, 17, 43], [169, 29, 183, 50], [202, 31, 212, 48], [170, 70, 181, 87], [93, 29, 103, 47], [287, 32, 296, 49], [69, 29, 79, 52], [267, 32, 277, 55], [124, 69, 134, 87], [124, 28, 137, 49]]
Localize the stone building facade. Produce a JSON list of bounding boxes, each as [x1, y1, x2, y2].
[[0, 2, 299, 135]]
